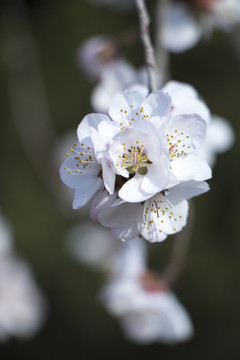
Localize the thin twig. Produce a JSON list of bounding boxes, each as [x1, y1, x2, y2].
[[135, 0, 158, 91], [161, 200, 195, 286]]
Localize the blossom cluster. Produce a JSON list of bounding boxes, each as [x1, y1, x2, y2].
[[60, 0, 235, 345], [60, 81, 212, 243]]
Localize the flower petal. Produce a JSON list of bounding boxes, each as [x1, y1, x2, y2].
[[141, 192, 188, 242], [170, 154, 212, 181], [73, 176, 103, 209], [140, 90, 172, 118], [109, 90, 145, 123], [162, 81, 211, 123], [102, 158, 116, 194], [166, 114, 207, 155]]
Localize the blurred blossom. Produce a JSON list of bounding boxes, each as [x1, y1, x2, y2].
[[100, 237, 193, 344], [0, 213, 46, 342], [76, 36, 119, 81], [160, 2, 203, 53], [195, 115, 235, 166], [91, 59, 162, 113], [0, 257, 46, 342], [66, 222, 120, 270], [160, 0, 240, 53]]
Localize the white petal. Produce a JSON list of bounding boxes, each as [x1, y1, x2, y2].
[[140, 91, 172, 118], [109, 90, 145, 123], [166, 114, 207, 154], [90, 190, 116, 221], [111, 238, 147, 278], [98, 201, 142, 241], [97, 119, 121, 143], [169, 180, 210, 200], [160, 3, 202, 53], [77, 113, 109, 143], [102, 158, 116, 194], [170, 154, 212, 181], [121, 292, 193, 344], [118, 176, 149, 202], [89, 126, 106, 162], [60, 157, 100, 189], [140, 161, 169, 196], [162, 81, 211, 123], [73, 176, 103, 209], [141, 193, 188, 242]]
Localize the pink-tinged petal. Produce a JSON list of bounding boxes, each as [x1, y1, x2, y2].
[[73, 176, 103, 209], [160, 3, 202, 53], [109, 90, 145, 123], [162, 81, 211, 123], [140, 91, 172, 118], [170, 154, 212, 181], [102, 158, 116, 194], [166, 114, 207, 156]]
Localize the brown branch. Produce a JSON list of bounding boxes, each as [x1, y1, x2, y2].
[[135, 0, 158, 91]]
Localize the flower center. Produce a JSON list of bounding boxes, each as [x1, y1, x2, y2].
[[64, 142, 97, 175], [143, 193, 183, 233], [116, 141, 152, 176], [166, 130, 191, 160]]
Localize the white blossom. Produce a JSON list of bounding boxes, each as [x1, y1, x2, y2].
[[91, 180, 209, 243], [91, 59, 151, 113], [0, 257, 46, 342], [76, 35, 119, 81], [195, 114, 235, 166], [60, 88, 211, 241], [66, 222, 120, 270], [160, 0, 240, 53], [0, 214, 46, 341], [89, 89, 211, 202], [162, 81, 234, 166], [100, 237, 194, 344]]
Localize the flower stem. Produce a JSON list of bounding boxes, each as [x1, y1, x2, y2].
[[135, 0, 158, 92]]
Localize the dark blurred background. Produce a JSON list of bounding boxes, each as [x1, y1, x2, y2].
[[0, 0, 240, 359]]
